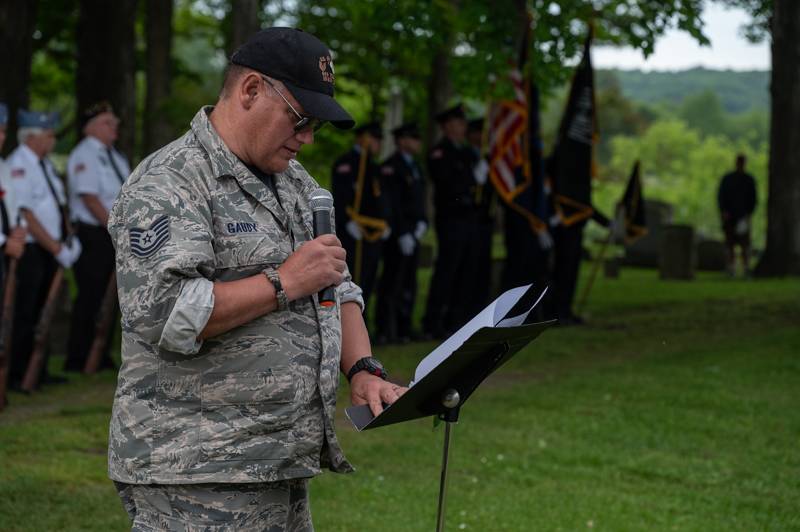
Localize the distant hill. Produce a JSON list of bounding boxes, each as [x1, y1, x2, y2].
[[597, 67, 770, 114]]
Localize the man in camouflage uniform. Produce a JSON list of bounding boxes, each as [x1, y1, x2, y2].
[[108, 28, 404, 531]]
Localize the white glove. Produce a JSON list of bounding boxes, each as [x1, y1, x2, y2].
[[473, 159, 489, 185], [55, 239, 82, 268], [414, 221, 427, 241], [735, 218, 749, 235], [536, 229, 554, 250], [548, 214, 561, 228], [381, 226, 392, 240], [346, 220, 362, 241], [398, 233, 416, 256]]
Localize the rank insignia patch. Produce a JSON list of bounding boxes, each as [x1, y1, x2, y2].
[[130, 215, 170, 258]]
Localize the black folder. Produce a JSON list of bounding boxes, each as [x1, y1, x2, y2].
[[346, 285, 556, 431]]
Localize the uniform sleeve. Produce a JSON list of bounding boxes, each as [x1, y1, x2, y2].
[[109, 171, 215, 356], [9, 163, 34, 211], [330, 204, 364, 311], [70, 149, 103, 196]]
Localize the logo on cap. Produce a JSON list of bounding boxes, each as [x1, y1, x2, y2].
[[319, 55, 335, 84]]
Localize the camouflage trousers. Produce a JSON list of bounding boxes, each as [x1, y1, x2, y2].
[[114, 479, 313, 531]]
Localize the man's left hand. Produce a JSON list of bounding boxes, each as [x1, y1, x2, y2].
[[350, 372, 407, 417]]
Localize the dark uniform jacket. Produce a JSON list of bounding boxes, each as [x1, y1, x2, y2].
[[379, 151, 426, 237], [331, 147, 390, 235], [427, 138, 475, 222], [718, 171, 757, 221]]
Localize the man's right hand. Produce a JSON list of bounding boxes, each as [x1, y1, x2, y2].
[[278, 234, 347, 301]]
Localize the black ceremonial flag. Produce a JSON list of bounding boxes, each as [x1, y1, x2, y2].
[[548, 31, 596, 227], [621, 160, 647, 244]]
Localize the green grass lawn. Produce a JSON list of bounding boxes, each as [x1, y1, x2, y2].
[[1, 268, 799, 531]]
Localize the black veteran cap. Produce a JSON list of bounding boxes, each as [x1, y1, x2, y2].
[[354, 121, 383, 139], [231, 27, 355, 129], [435, 103, 466, 124], [80, 101, 114, 131], [392, 122, 420, 139]]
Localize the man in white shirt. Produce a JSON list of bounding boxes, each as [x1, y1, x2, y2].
[[6, 109, 80, 389], [0, 103, 26, 289], [65, 102, 129, 372]]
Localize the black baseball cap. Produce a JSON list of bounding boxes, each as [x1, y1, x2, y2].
[[392, 122, 421, 139], [231, 27, 355, 129]]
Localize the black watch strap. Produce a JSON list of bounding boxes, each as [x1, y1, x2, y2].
[[346, 356, 387, 382]]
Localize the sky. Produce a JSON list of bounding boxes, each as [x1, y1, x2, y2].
[[593, 3, 770, 71]]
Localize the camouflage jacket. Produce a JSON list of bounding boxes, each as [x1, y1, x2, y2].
[[107, 107, 362, 484]]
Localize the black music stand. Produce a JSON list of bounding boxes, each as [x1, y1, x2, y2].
[[346, 318, 555, 531]]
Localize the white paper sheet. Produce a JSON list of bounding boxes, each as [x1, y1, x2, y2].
[[410, 284, 543, 386]]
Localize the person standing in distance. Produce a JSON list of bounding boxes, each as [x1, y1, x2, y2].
[[108, 28, 405, 531], [717, 153, 757, 276], [64, 102, 129, 373], [0, 103, 27, 295], [375, 122, 427, 344], [423, 103, 477, 339], [6, 110, 80, 390], [331, 121, 391, 311]]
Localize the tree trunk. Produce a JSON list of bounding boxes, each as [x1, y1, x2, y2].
[[76, 0, 138, 161], [755, 0, 800, 276], [229, 0, 261, 53], [0, 0, 38, 156], [144, 0, 174, 155]]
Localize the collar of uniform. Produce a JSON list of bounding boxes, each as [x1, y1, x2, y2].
[[85, 135, 108, 152], [192, 106, 297, 227], [191, 106, 303, 186], [18, 143, 42, 165], [400, 151, 414, 165]]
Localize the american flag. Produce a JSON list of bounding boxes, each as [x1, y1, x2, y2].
[[489, 68, 530, 201]]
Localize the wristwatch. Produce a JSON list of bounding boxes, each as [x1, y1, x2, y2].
[[346, 356, 388, 382], [263, 267, 288, 311]]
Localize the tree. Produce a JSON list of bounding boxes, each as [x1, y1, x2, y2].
[[0, 0, 39, 156], [721, 0, 800, 275], [76, 0, 138, 159], [228, 0, 261, 52], [144, 0, 175, 155], [755, 0, 800, 275]]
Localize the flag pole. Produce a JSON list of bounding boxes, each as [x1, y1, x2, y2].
[[574, 219, 615, 317]]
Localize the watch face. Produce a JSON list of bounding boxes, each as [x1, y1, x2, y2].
[[364, 358, 384, 372]]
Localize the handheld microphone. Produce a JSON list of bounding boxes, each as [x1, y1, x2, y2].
[[308, 189, 337, 308]]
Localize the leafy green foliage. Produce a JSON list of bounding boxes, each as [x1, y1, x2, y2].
[[593, 118, 768, 247], [603, 67, 770, 114]]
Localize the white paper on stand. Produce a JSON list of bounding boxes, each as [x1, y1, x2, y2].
[[410, 284, 547, 386]]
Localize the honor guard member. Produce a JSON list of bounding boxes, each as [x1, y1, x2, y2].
[[331, 121, 391, 310], [465, 117, 495, 317], [7, 110, 81, 389], [422, 103, 477, 339], [64, 102, 129, 372], [375, 122, 427, 344], [107, 28, 405, 531], [0, 103, 27, 290], [546, 154, 610, 326], [717, 154, 757, 276]]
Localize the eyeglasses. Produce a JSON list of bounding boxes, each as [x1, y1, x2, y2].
[[261, 76, 325, 133]]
